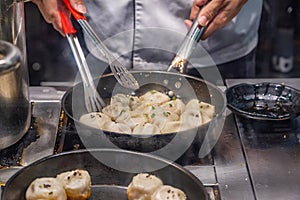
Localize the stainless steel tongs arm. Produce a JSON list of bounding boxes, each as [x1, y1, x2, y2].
[[77, 20, 115, 64], [66, 34, 94, 89], [66, 34, 106, 111], [59, 8, 105, 112]]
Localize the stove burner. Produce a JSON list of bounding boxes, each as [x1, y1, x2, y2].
[[0, 117, 39, 168], [54, 110, 84, 154]]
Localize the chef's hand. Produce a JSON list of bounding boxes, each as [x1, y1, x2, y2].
[[32, 0, 86, 36], [185, 0, 247, 40]]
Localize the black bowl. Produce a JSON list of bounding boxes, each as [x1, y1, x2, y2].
[[225, 82, 300, 120]]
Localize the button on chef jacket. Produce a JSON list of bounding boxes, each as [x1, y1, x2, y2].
[[84, 0, 263, 71]]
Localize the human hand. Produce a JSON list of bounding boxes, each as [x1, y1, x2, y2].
[[185, 0, 247, 40], [32, 0, 86, 36]]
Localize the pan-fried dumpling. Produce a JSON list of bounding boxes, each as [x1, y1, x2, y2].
[[199, 101, 215, 124], [101, 105, 112, 118], [132, 123, 160, 135], [56, 169, 91, 200], [25, 177, 67, 200], [129, 95, 142, 110], [161, 99, 186, 115], [129, 105, 152, 118], [151, 185, 187, 200], [148, 106, 179, 130], [79, 112, 112, 129], [79, 90, 215, 134], [139, 90, 170, 106], [115, 108, 131, 123], [160, 121, 182, 134], [108, 93, 131, 120], [110, 103, 130, 120], [111, 93, 130, 106], [127, 173, 163, 200], [102, 121, 132, 134], [116, 114, 149, 129], [180, 99, 202, 129]]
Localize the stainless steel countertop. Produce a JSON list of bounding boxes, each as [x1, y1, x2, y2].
[[0, 85, 254, 200], [226, 78, 300, 200]]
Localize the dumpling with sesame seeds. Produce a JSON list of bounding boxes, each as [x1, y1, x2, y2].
[[151, 185, 187, 200], [25, 177, 67, 200], [56, 169, 91, 200], [127, 173, 163, 200]]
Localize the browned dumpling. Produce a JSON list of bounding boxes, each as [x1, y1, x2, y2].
[[56, 169, 91, 200], [151, 185, 187, 200], [25, 177, 67, 200], [127, 173, 163, 200]]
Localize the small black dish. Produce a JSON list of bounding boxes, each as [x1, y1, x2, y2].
[[225, 82, 300, 120]]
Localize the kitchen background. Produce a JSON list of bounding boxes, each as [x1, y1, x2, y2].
[[24, 0, 300, 86], [1, 2, 299, 199]]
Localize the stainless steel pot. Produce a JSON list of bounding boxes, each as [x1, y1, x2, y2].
[[0, 40, 30, 149], [0, 0, 31, 149], [0, 0, 27, 56]]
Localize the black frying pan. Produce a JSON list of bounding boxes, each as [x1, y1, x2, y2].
[[62, 71, 226, 164], [2, 149, 208, 200]]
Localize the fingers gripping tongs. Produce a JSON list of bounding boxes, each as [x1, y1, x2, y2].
[[167, 12, 206, 74], [62, 0, 139, 90]]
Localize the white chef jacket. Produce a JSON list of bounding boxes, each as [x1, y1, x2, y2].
[[84, 0, 263, 71]]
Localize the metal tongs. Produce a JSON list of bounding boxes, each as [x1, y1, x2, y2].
[[167, 12, 206, 73], [59, 8, 105, 112], [62, 0, 139, 90]]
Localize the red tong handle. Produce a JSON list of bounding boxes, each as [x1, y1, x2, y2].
[[62, 0, 87, 21], [59, 10, 76, 35]]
